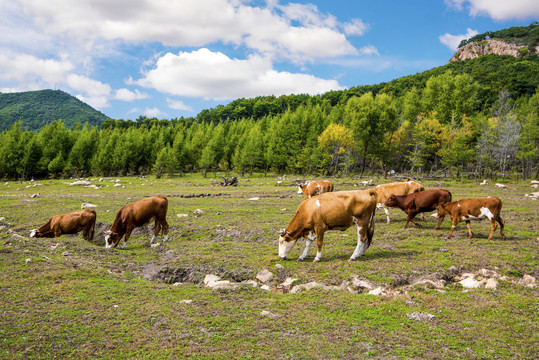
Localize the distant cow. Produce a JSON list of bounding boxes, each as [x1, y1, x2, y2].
[[437, 197, 505, 240], [384, 189, 452, 229], [373, 180, 425, 223], [279, 189, 377, 262], [298, 180, 334, 199], [30, 209, 96, 241], [105, 196, 169, 249]]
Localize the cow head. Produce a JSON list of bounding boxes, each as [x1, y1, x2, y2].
[[384, 194, 398, 207], [297, 184, 306, 195], [104, 230, 119, 248], [278, 229, 296, 260], [29, 229, 39, 238], [437, 203, 449, 217]]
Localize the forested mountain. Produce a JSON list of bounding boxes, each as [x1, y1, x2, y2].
[[1, 24, 537, 180], [0, 89, 109, 132]]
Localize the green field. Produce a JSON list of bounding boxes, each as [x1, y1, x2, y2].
[[1, 174, 537, 359]]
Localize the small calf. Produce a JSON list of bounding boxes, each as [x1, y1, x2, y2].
[[437, 197, 505, 240], [384, 189, 452, 229]]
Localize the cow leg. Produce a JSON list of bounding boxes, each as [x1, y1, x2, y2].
[[121, 226, 135, 249], [162, 218, 169, 242], [435, 215, 445, 229], [446, 219, 457, 239], [350, 224, 369, 261], [313, 231, 324, 262], [404, 212, 420, 229], [298, 232, 315, 261], [383, 206, 390, 224], [497, 216, 505, 240], [488, 219, 497, 240], [465, 221, 473, 239], [150, 221, 161, 244]]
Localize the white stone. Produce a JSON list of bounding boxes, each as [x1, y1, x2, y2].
[[193, 209, 204, 217], [61, 251, 70, 256], [30, 193, 39, 198], [260, 310, 279, 319], [407, 312, 436, 321], [114, 183, 122, 187], [204, 274, 221, 287], [368, 287, 384, 296], [177, 214, 188, 218], [179, 299, 192, 304], [495, 183, 506, 188], [530, 180, 539, 185], [279, 277, 299, 288], [351, 276, 374, 290], [241, 280, 258, 288], [81, 203, 98, 209], [150, 243, 160, 248], [209, 280, 233, 290], [70, 180, 91, 186], [522, 274, 536, 285], [248, 197, 260, 201], [25, 258, 32, 264], [412, 279, 445, 289], [275, 263, 284, 270], [478, 268, 499, 278], [260, 285, 271, 291], [485, 278, 498, 289], [460, 277, 482, 289], [256, 269, 274, 283], [480, 180, 488, 185]]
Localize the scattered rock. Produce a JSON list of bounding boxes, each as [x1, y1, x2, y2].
[[478, 268, 499, 278], [81, 203, 98, 209], [412, 279, 445, 290], [179, 300, 192, 304], [260, 285, 271, 291], [177, 214, 189, 218], [248, 197, 260, 201], [480, 180, 488, 185], [485, 278, 498, 289], [25, 258, 32, 264], [70, 180, 91, 186], [172, 282, 182, 287], [204, 274, 221, 287], [276, 277, 299, 293], [256, 269, 274, 284], [531, 180, 539, 185], [275, 263, 284, 270], [368, 287, 385, 296], [522, 274, 536, 287], [9, 234, 26, 242], [61, 251, 70, 256], [260, 310, 280, 319], [30, 193, 39, 198], [114, 183, 122, 187], [350, 275, 375, 290], [85, 185, 100, 190], [460, 276, 483, 289], [495, 183, 506, 189], [193, 209, 204, 217], [150, 243, 160, 248], [407, 312, 436, 322], [241, 280, 258, 288]]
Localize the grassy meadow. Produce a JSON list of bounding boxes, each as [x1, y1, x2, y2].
[[0, 174, 537, 359]]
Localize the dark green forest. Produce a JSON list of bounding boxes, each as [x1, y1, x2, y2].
[[0, 89, 110, 132], [1, 24, 538, 181]]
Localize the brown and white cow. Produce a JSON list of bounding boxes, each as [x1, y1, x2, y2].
[[437, 197, 505, 240], [279, 189, 377, 262], [384, 189, 452, 229], [373, 180, 424, 224], [105, 196, 169, 249], [30, 209, 96, 241], [297, 180, 334, 199]]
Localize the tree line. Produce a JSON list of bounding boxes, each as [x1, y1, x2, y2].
[[1, 72, 537, 180]]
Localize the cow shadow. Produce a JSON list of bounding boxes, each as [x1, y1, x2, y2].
[[323, 249, 418, 262]]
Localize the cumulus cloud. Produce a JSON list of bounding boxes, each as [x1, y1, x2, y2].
[[439, 28, 479, 50], [133, 48, 345, 100], [166, 98, 193, 112], [358, 45, 380, 56], [15, 0, 360, 62], [446, 0, 539, 20], [143, 107, 167, 118], [114, 88, 149, 101]]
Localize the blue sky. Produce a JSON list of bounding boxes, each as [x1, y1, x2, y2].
[[1, 0, 538, 120]]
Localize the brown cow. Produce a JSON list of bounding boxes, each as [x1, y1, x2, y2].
[[437, 197, 505, 240], [373, 180, 425, 224], [298, 180, 334, 199], [30, 209, 96, 241], [105, 196, 169, 249], [278, 189, 377, 262], [384, 189, 452, 229]]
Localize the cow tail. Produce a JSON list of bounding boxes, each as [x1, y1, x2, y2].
[[368, 188, 378, 204], [367, 202, 376, 248], [89, 210, 97, 241]]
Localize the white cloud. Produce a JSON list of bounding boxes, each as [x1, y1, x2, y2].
[[166, 98, 193, 112], [439, 28, 479, 51], [15, 0, 359, 62], [446, 0, 539, 20], [114, 88, 149, 101], [343, 19, 369, 36], [358, 45, 380, 56], [143, 107, 166, 118], [134, 48, 345, 100]]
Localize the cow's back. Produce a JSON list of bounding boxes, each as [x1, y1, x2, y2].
[[374, 181, 424, 203]]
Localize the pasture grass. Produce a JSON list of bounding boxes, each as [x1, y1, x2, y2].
[[0, 174, 537, 359]]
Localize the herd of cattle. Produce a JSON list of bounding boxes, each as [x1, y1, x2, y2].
[[29, 179, 505, 262]]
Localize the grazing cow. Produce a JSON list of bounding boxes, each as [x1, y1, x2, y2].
[[30, 209, 96, 241], [437, 197, 505, 240], [373, 180, 425, 224], [105, 196, 169, 249], [279, 189, 377, 262], [384, 189, 452, 229], [298, 180, 334, 199]]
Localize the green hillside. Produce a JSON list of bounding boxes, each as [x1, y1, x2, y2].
[[0, 89, 110, 132]]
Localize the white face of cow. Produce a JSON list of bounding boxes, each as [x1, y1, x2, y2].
[[278, 235, 297, 260], [29, 229, 37, 238], [297, 186, 303, 195], [104, 230, 114, 248]]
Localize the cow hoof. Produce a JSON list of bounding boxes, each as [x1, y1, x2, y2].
[[297, 257, 305, 262], [279, 256, 287, 260]]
